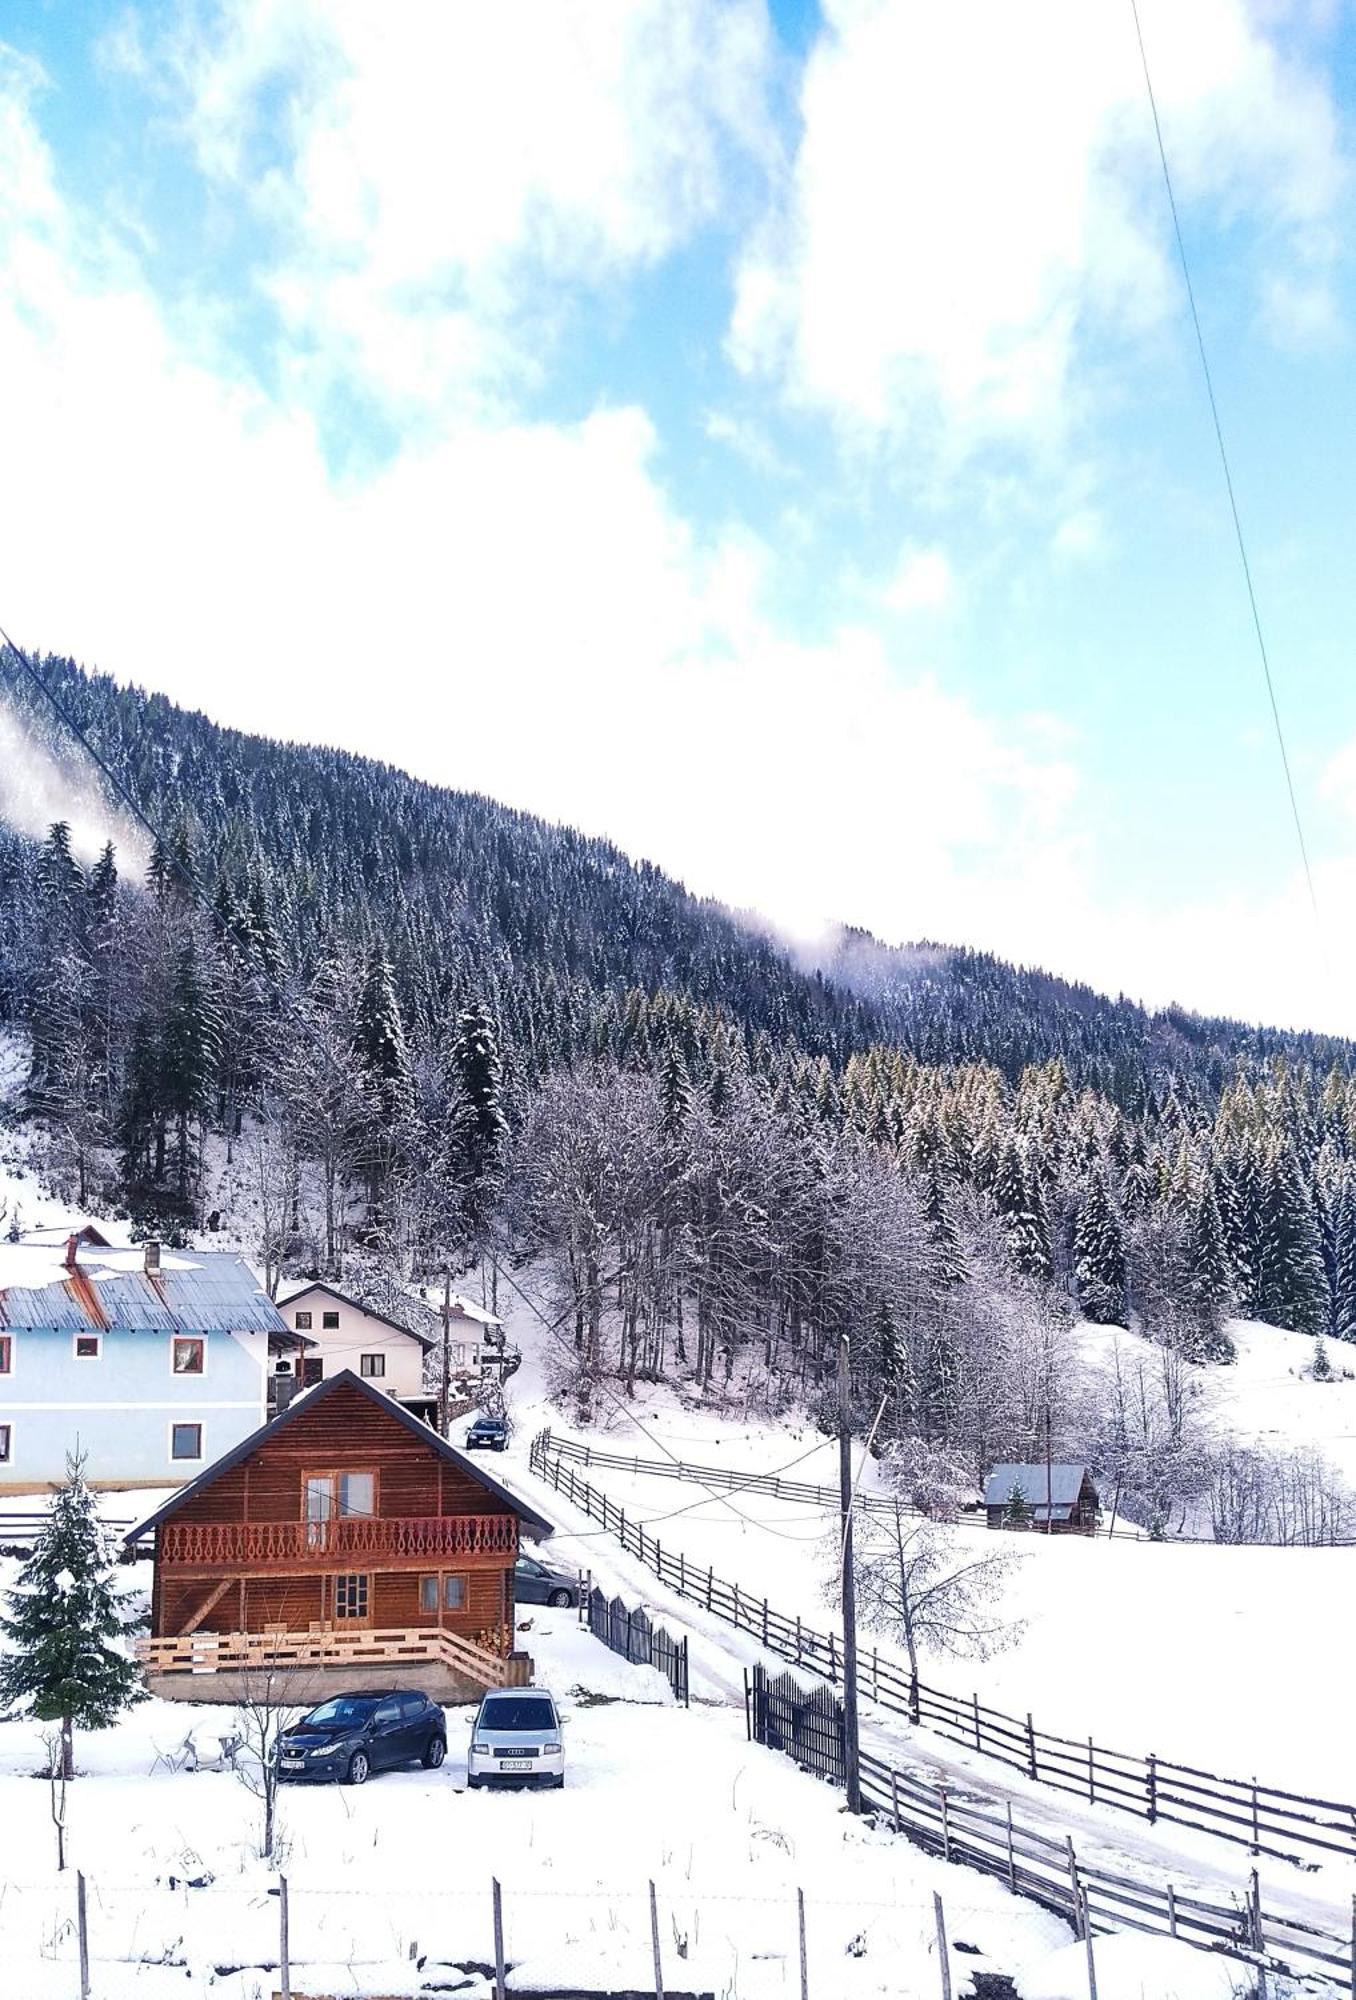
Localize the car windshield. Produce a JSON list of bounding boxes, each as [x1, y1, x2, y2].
[[302, 1696, 380, 1729], [479, 1696, 556, 1732]]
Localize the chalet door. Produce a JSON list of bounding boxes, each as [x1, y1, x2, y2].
[[328, 1573, 372, 1627]]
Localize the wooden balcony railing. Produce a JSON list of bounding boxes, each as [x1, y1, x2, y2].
[[137, 1624, 530, 1689], [160, 1513, 518, 1567]]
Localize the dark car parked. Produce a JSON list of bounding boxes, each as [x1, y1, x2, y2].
[[466, 1413, 509, 1452], [276, 1690, 446, 1785], [514, 1553, 580, 1608]]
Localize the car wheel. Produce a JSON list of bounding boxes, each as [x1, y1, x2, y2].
[[346, 1749, 371, 1786], [547, 1588, 572, 1608], [552, 1775, 565, 1789], [422, 1734, 446, 1770]]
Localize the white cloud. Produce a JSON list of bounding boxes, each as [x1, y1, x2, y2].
[[882, 541, 954, 613], [730, 0, 1345, 455], [142, 0, 776, 416], [1051, 508, 1108, 566]]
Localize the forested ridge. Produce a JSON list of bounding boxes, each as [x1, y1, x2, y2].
[[2, 652, 1356, 1531]]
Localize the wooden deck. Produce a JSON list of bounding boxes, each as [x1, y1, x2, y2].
[[137, 1623, 529, 1689]]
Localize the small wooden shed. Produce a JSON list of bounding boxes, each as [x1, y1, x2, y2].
[[983, 1462, 1099, 1535]]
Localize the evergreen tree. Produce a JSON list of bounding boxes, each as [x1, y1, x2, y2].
[[1334, 1173, 1356, 1342], [352, 944, 414, 1205], [161, 935, 222, 1201], [1005, 1479, 1032, 1529], [0, 1454, 144, 1777], [450, 999, 507, 1243], [1255, 1146, 1329, 1336], [923, 1170, 968, 1288], [1073, 1167, 1127, 1324]]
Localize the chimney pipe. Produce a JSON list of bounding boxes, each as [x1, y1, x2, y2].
[[143, 1239, 161, 1274], [64, 1234, 79, 1271]]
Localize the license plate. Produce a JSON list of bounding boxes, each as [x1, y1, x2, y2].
[[281, 1759, 305, 1770], [498, 1759, 533, 1772]]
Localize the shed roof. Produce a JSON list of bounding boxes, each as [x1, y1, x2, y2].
[[0, 1245, 288, 1335], [127, 1368, 555, 1543], [276, 1281, 436, 1351], [982, 1464, 1093, 1510]]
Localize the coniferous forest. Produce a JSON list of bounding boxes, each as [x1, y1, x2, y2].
[[3, 653, 1356, 1530]]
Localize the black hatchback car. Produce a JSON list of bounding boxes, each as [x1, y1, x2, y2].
[[466, 1414, 509, 1452], [276, 1690, 446, 1785]]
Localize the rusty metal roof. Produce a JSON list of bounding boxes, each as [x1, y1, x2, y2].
[[0, 1249, 289, 1335]]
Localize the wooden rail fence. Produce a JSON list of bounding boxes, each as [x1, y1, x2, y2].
[[537, 1429, 929, 1519], [530, 1431, 1356, 1871]]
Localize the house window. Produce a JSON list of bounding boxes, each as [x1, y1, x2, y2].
[[0, 1336, 11, 1374], [332, 1574, 369, 1620], [419, 1573, 467, 1614], [304, 1469, 376, 1544], [359, 1353, 385, 1379], [294, 1310, 312, 1330], [171, 1422, 203, 1461], [322, 1310, 340, 1330], [75, 1334, 101, 1360], [0, 1424, 10, 1462], [172, 1337, 205, 1375], [300, 1357, 323, 1387]]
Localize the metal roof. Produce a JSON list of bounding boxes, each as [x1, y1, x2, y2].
[[127, 1368, 555, 1543], [982, 1463, 1092, 1510], [0, 1248, 289, 1335]]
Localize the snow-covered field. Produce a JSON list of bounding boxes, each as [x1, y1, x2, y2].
[[0, 1588, 1090, 1999]]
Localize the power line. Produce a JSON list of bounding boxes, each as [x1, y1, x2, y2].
[[1128, 0, 1322, 934]]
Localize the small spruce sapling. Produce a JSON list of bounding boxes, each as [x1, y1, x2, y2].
[[0, 1452, 144, 1778]]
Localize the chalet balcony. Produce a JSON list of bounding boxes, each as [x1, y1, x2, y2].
[[159, 1512, 518, 1570]]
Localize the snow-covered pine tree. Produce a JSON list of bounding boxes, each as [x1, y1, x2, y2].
[[1256, 1144, 1329, 1336], [451, 999, 508, 1243], [923, 1169, 968, 1288], [0, 1455, 144, 1777], [1005, 1479, 1032, 1528], [995, 1138, 1052, 1281], [1334, 1171, 1356, 1343], [1073, 1166, 1126, 1324]]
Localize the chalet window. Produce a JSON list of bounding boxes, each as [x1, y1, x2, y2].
[[171, 1423, 203, 1461], [0, 1336, 11, 1374], [172, 1337, 205, 1375], [359, 1353, 385, 1379], [0, 1424, 10, 1462], [305, 1469, 376, 1544], [322, 1310, 340, 1330], [294, 1310, 313, 1330], [419, 1573, 468, 1613], [332, 1574, 369, 1620], [300, 1358, 323, 1386], [75, 1334, 101, 1360]]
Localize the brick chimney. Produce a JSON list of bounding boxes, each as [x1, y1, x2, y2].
[[143, 1239, 161, 1274], [64, 1233, 80, 1271]]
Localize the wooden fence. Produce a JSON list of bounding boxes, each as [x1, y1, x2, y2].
[[744, 1665, 1355, 1989], [530, 1431, 1356, 1870], [537, 1429, 930, 1519], [585, 1587, 690, 1707]]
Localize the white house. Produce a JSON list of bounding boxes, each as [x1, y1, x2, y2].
[[274, 1282, 434, 1406]]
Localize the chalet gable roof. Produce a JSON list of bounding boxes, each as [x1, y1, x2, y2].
[[126, 1368, 554, 1543], [276, 1281, 436, 1352], [982, 1463, 1093, 1510]]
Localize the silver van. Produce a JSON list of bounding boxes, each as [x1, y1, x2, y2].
[[467, 1687, 564, 1790]]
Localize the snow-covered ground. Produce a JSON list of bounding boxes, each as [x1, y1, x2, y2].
[[0, 1585, 1089, 1999]]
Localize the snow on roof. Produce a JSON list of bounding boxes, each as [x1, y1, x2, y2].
[[449, 1294, 502, 1328], [0, 1244, 287, 1335], [20, 1223, 114, 1248], [982, 1463, 1092, 1510]]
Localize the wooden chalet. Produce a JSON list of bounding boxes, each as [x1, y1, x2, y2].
[[982, 1462, 1099, 1535], [130, 1370, 555, 1704]]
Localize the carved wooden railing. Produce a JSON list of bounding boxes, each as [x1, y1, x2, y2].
[[160, 1513, 518, 1567], [137, 1623, 530, 1688]]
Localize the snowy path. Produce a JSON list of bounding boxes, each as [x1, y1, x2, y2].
[[500, 1447, 1354, 1987]]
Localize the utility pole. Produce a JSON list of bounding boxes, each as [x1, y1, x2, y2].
[[838, 1331, 862, 1814], [439, 1268, 452, 1438]]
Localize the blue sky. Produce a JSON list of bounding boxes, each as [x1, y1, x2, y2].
[[3, 1, 1356, 1031]]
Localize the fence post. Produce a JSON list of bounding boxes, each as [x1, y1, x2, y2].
[[1251, 1777, 1260, 1855], [830, 1631, 837, 1683], [873, 1648, 879, 1702], [1167, 1884, 1177, 1938], [680, 1550, 686, 1596], [797, 1886, 809, 2000], [279, 1874, 291, 2000], [910, 1670, 920, 1727], [939, 1786, 952, 1864], [972, 1692, 981, 1753], [763, 1597, 769, 1648], [1079, 1883, 1099, 2000], [1026, 1713, 1038, 1782], [891, 1769, 901, 1834], [1066, 1838, 1080, 1938], [1250, 1868, 1264, 1954], [1146, 1752, 1157, 1823], [933, 1892, 953, 2000], [707, 1565, 714, 1611], [650, 1879, 665, 2000], [744, 1668, 752, 1742], [1006, 1802, 1016, 1894], [492, 1876, 506, 2000], [734, 1581, 741, 1629], [1088, 1737, 1095, 1805], [796, 1616, 803, 1667], [76, 1870, 90, 2000]]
